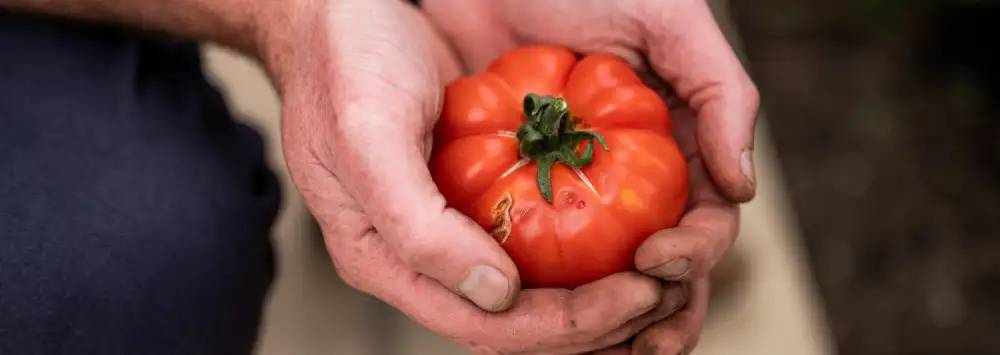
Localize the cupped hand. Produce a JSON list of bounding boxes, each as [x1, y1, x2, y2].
[[263, 0, 686, 353], [424, 0, 759, 353]]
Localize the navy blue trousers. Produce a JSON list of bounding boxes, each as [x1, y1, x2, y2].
[[0, 14, 279, 354]]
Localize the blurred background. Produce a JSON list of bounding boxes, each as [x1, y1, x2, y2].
[[201, 0, 999, 354], [731, 1, 1000, 354]]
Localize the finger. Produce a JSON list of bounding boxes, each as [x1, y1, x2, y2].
[[548, 283, 689, 355], [314, 170, 669, 354], [332, 100, 520, 312], [634, 157, 738, 281], [632, 279, 710, 355], [642, 0, 761, 203], [422, 0, 518, 72], [323, 0, 521, 312], [667, 103, 701, 159], [411, 2, 465, 82], [362, 249, 664, 352]]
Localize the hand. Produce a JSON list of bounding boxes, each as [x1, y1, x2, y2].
[[262, 0, 687, 353], [609, 106, 738, 354], [424, 0, 758, 353]]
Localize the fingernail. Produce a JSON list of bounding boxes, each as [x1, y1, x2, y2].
[[740, 149, 756, 189], [643, 258, 691, 280], [458, 265, 511, 312]]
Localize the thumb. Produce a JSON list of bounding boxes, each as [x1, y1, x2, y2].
[[328, 100, 521, 312], [642, 0, 761, 202], [318, 0, 521, 312]]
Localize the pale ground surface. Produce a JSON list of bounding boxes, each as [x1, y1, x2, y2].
[[201, 2, 836, 353]]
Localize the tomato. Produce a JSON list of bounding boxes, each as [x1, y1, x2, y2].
[[430, 45, 688, 288]]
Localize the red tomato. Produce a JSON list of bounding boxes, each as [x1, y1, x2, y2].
[[430, 45, 688, 288]]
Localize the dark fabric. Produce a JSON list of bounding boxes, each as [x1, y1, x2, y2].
[[0, 13, 279, 355]]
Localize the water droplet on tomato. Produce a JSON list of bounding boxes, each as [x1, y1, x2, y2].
[[576, 200, 586, 209]]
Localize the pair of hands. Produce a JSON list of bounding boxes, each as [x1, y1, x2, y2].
[[262, 0, 759, 353]]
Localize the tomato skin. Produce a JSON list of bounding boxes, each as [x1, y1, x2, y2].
[[431, 45, 688, 288]]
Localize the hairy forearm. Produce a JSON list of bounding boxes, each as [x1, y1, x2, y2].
[[1, 0, 292, 56]]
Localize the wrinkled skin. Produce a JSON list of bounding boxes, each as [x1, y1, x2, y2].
[[271, 0, 759, 353], [431, 46, 690, 289]]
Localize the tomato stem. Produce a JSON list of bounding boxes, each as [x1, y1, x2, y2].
[[516, 93, 609, 203]]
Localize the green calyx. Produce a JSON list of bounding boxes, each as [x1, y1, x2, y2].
[[516, 93, 609, 203]]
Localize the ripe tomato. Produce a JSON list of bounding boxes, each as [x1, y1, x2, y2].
[[430, 45, 688, 288]]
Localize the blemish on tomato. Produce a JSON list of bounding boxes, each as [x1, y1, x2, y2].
[[561, 191, 577, 206], [489, 193, 513, 244], [576, 200, 587, 209]]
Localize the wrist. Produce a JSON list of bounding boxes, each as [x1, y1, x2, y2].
[[254, 0, 326, 95]]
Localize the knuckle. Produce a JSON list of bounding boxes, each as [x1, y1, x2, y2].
[[396, 231, 447, 270], [323, 230, 382, 294], [332, 100, 375, 137], [689, 226, 717, 255], [329, 256, 370, 292], [335, 268, 364, 290], [391, 209, 455, 273]]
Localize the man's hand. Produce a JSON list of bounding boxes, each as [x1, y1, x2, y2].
[[266, 0, 687, 353], [424, 0, 759, 352]]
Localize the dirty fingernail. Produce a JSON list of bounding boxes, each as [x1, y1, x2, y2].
[[740, 148, 756, 188], [643, 258, 691, 280], [458, 265, 511, 312]]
